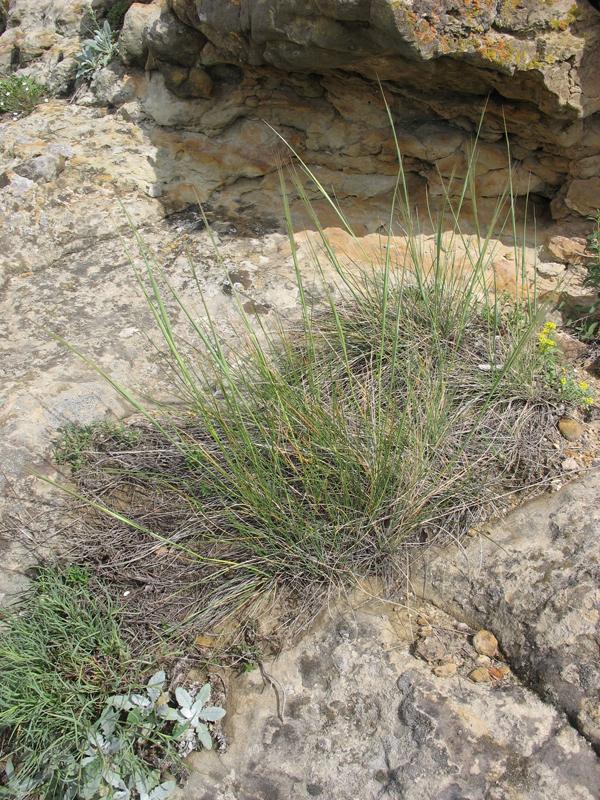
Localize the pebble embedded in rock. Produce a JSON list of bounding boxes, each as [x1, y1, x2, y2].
[[536, 261, 566, 279], [558, 417, 584, 442], [562, 457, 579, 472], [433, 662, 457, 678], [414, 636, 446, 663], [489, 665, 510, 681], [476, 654, 492, 667], [469, 667, 492, 683], [473, 629, 498, 658]]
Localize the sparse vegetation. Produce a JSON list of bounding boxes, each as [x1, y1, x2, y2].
[[0, 568, 225, 799], [54, 421, 141, 474], [0, 75, 45, 116], [538, 321, 594, 405], [9, 109, 593, 797], [584, 209, 600, 293]]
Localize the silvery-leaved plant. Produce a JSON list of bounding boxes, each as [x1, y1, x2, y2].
[[4, 671, 224, 800], [79, 671, 223, 800], [76, 19, 118, 79], [173, 684, 226, 750]]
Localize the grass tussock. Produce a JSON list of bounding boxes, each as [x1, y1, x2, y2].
[[59, 159, 570, 642]]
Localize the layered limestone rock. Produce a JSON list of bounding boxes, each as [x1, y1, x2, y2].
[[2, 1, 600, 230], [108, 0, 600, 221]]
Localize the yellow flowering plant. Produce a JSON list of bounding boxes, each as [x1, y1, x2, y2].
[[538, 322, 594, 407]]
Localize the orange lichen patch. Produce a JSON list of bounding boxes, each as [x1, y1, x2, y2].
[[11, 139, 48, 159], [548, 4, 582, 31]]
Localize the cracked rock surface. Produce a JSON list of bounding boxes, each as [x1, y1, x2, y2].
[[180, 594, 600, 800], [412, 471, 600, 752]]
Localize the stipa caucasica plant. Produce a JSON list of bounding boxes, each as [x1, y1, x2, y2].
[[45, 99, 592, 682]]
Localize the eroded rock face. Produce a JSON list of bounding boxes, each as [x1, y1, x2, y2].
[[118, 0, 600, 221], [2, 1, 600, 225]]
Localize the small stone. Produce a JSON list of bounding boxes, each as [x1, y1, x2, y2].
[[476, 654, 492, 667], [562, 457, 579, 472], [473, 629, 498, 658], [183, 66, 213, 98], [414, 636, 446, 663], [469, 667, 492, 683], [489, 665, 510, 681], [416, 614, 429, 626], [433, 662, 458, 678], [417, 625, 433, 636], [194, 634, 215, 649], [555, 332, 589, 360], [455, 622, 470, 633], [559, 417, 584, 442], [545, 235, 587, 265], [536, 261, 566, 279]]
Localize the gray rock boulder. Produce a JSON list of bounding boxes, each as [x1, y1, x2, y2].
[[119, 1, 162, 67]]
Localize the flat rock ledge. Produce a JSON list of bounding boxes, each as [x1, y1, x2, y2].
[[180, 599, 599, 800], [176, 474, 600, 800]]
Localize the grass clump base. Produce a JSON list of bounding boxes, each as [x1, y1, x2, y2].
[[63, 200, 572, 642]]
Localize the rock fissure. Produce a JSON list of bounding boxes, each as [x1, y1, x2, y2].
[[411, 472, 600, 754]]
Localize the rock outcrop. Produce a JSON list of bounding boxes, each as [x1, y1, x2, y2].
[[2, 1, 600, 233], [413, 470, 600, 751], [113, 0, 600, 222]]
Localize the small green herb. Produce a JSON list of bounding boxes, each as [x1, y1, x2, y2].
[[0, 568, 132, 798], [0, 75, 45, 116], [54, 421, 140, 474]]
